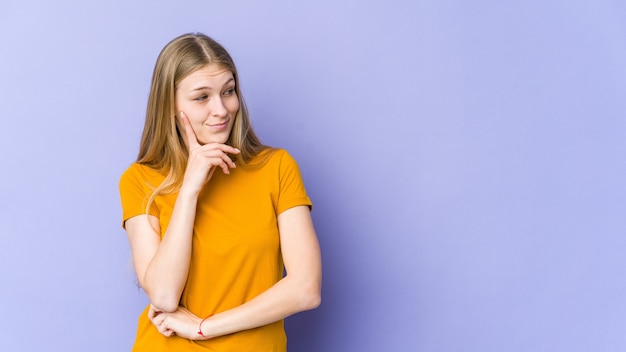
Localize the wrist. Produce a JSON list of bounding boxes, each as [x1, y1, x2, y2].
[[197, 315, 212, 340], [178, 185, 201, 199]]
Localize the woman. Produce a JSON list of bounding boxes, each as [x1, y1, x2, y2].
[[119, 32, 321, 351]]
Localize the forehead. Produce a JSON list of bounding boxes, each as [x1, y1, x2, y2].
[[178, 64, 234, 90]]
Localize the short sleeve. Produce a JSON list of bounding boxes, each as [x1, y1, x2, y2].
[[276, 150, 312, 214], [119, 164, 159, 228]]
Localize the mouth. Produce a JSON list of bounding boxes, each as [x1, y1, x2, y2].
[[207, 119, 230, 130]]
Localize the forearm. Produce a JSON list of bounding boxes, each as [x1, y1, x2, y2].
[[143, 188, 198, 312], [199, 206, 322, 338], [200, 274, 321, 338]]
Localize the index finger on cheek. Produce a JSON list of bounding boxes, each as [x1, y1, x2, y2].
[[179, 112, 201, 150]]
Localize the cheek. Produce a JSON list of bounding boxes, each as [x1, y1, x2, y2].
[[228, 98, 240, 114], [174, 95, 184, 113], [174, 101, 192, 122], [175, 100, 199, 122]]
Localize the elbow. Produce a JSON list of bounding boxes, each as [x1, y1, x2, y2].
[[299, 285, 322, 311], [140, 277, 182, 313], [153, 300, 179, 313], [288, 271, 322, 311], [305, 291, 322, 310], [145, 289, 180, 313], [150, 298, 179, 313]]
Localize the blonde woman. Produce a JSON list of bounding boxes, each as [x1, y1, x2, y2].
[[119, 32, 321, 351]]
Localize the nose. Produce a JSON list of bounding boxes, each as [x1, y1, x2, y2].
[[210, 97, 228, 118]]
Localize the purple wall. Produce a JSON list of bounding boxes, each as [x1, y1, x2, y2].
[[1, 1, 625, 351]]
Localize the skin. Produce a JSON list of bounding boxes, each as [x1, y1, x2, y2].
[[176, 64, 240, 176], [124, 64, 322, 340]]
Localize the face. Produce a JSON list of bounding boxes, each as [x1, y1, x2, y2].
[[175, 64, 239, 145]]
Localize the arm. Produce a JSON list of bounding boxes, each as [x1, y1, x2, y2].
[[125, 188, 198, 312], [150, 205, 322, 339], [125, 113, 239, 313]]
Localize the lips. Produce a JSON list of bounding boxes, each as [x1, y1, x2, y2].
[[208, 119, 229, 130]]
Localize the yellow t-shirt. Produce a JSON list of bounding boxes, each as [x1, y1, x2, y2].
[[119, 149, 312, 351]]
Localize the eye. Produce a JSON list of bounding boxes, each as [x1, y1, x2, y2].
[[223, 88, 236, 96], [194, 95, 208, 101]]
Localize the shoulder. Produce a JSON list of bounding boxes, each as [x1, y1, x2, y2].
[[256, 148, 299, 167], [240, 148, 304, 180], [243, 148, 303, 174], [119, 163, 165, 189]]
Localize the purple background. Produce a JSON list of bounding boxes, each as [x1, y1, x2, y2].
[[1, 1, 625, 351]]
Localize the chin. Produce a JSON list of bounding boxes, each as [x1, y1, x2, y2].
[[199, 134, 231, 145]]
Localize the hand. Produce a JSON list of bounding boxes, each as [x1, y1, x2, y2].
[[148, 304, 205, 340], [179, 112, 240, 194], [148, 304, 175, 337]]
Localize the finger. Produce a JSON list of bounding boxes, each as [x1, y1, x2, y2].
[[155, 318, 169, 335], [207, 166, 216, 180], [213, 152, 236, 170], [210, 143, 241, 156], [215, 158, 230, 175], [199, 157, 229, 175], [148, 305, 161, 320], [190, 151, 232, 172], [151, 313, 164, 327], [179, 111, 201, 150], [195, 143, 240, 157], [160, 320, 175, 337], [196, 145, 239, 169], [157, 324, 170, 336]]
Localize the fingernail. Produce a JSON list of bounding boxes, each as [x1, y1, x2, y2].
[[235, 148, 241, 153], [233, 162, 236, 168]]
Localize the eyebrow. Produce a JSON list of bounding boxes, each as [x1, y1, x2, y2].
[[191, 78, 235, 92]]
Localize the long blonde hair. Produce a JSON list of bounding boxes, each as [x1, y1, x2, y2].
[[137, 33, 268, 206]]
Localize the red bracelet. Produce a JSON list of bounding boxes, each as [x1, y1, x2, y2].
[[197, 315, 212, 339]]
